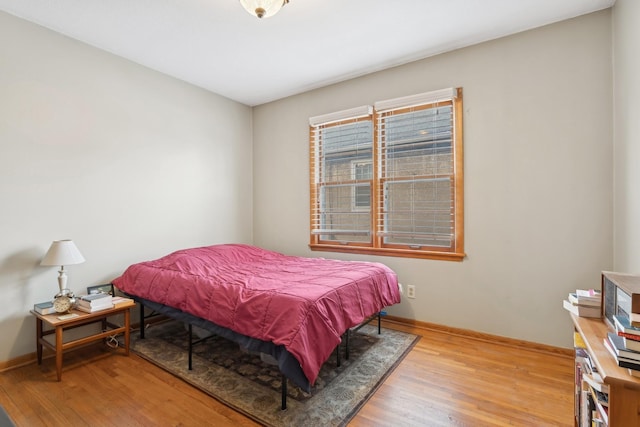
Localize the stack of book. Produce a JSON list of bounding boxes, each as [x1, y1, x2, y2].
[[606, 315, 640, 376], [563, 289, 601, 318], [76, 293, 113, 313], [574, 330, 608, 425]]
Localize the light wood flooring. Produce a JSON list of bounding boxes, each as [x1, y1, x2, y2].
[[0, 319, 574, 426]]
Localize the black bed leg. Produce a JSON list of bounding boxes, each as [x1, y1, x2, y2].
[[345, 329, 350, 360], [188, 324, 193, 370], [139, 303, 145, 339], [281, 374, 287, 410], [378, 312, 381, 334]]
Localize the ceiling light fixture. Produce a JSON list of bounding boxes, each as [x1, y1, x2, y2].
[[240, 0, 289, 19]]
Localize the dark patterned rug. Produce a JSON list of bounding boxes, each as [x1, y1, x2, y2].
[[131, 320, 418, 427]]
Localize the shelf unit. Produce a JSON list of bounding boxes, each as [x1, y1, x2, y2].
[[571, 313, 640, 426]]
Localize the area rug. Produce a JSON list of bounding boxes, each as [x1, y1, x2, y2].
[[130, 320, 418, 427]]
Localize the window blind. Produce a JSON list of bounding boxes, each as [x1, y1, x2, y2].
[[376, 98, 456, 248], [310, 113, 374, 243]]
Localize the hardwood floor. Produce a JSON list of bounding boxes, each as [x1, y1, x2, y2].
[[0, 320, 574, 426]]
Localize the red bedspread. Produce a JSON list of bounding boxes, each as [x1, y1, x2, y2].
[[112, 244, 401, 385]]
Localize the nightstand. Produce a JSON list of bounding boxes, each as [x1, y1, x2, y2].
[[30, 300, 135, 381]]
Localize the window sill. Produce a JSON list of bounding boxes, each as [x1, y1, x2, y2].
[[309, 244, 465, 261]]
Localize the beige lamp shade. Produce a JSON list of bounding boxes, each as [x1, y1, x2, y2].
[[41, 240, 85, 292]]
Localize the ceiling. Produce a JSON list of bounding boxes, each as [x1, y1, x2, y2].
[[0, 0, 615, 106]]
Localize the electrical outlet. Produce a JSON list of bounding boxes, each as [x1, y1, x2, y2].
[[407, 284, 416, 299]]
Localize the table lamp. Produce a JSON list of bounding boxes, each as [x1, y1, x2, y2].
[[41, 239, 85, 294]]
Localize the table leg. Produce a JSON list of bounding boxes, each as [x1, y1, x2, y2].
[[36, 318, 43, 364], [124, 309, 130, 356], [55, 326, 63, 381]]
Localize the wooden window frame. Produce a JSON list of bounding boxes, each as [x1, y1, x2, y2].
[[309, 88, 464, 261]]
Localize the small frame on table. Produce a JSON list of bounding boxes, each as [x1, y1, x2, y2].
[[87, 283, 115, 296]]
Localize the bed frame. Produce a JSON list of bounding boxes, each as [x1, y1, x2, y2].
[[131, 295, 381, 410]]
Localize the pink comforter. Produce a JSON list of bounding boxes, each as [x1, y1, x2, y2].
[[112, 244, 400, 385]]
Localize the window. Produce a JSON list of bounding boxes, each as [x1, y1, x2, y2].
[[352, 160, 372, 210], [309, 88, 464, 261]]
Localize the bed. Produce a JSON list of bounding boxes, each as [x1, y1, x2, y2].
[[111, 244, 401, 405]]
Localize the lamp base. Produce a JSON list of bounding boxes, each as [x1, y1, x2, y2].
[[57, 269, 68, 293]]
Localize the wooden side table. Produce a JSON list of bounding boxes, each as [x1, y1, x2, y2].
[[30, 300, 135, 381]]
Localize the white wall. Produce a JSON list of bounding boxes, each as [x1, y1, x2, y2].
[[0, 7, 620, 364], [0, 12, 253, 361], [253, 11, 613, 348], [613, 0, 640, 273]]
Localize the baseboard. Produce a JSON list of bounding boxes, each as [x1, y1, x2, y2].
[[0, 315, 178, 372], [0, 352, 41, 372], [0, 315, 572, 371], [382, 315, 573, 358]]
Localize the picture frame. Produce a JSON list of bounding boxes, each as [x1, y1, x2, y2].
[[87, 283, 115, 296]]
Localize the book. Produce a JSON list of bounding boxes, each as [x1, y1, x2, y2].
[[622, 336, 640, 353], [563, 299, 601, 317], [615, 357, 640, 371], [576, 289, 602, 299], [577, 288, 601, 299], [630, 312, 640, 327], [602, 337, 618, 360], [583, 372, 609, 394], [616, 328, 640, 352], [569, 291, 601, 307], [603, 338, 640, 371], [607, 332, 640, 361], [79, 293, 112, 302], [613, 315, 640, 336], [580, 385, 594, 427], [33, 301, 56, 315], [576, 348, 593, 373], [77, 293, 113, 308], [77, 300, 113, 310], [111, 296, 133, 305], [590, 389, 609, 426], [574, 331, 587, 349], [589, 385, 609, 408], [76, 303, 114, 313], [77, 301, 113, 310]]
